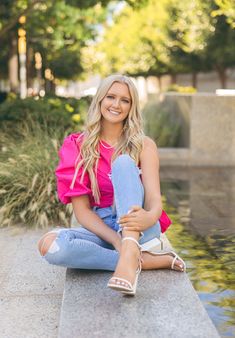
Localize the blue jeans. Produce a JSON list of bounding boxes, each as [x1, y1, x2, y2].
[[42, 154, 161, 271]]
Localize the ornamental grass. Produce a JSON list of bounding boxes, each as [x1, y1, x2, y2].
[[0, 125, 73, 228]]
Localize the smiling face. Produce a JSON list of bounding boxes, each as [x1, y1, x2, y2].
[[100, 81, 132, 125]]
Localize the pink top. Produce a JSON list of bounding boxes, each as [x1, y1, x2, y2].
[[55, 132, 115, 207], [55, 132, 172, 232]]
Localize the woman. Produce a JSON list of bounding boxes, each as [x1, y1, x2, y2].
[[38, 74, 185, 296]]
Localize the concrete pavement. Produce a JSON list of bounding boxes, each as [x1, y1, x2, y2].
[[0, 226, 66, 338]]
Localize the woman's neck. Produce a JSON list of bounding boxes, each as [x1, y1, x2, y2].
[[100, 124, 123, 145]]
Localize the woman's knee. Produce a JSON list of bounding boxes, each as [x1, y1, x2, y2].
[[38, 232, 57, 256], [112, 154, 135, 171]]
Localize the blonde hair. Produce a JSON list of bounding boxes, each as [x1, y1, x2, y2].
[[70, 74, 145, 203]]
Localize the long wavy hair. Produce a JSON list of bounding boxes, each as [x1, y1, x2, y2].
[[70, 74, 145, 204]]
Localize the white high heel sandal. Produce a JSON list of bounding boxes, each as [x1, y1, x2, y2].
[[141, 249, 186, 272], [107, 237, 142, 296]]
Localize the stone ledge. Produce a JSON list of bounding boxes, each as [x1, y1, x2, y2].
[[58, 236, 219, 338], [159, 148, 190, 166]]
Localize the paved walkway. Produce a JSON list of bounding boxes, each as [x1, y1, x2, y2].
[[0, 226, 66, 338]]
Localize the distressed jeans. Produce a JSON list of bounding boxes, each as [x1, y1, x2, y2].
[[41, 154, 161, 271]]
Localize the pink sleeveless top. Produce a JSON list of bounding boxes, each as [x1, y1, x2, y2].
[[55, 132, 172, 232], [55, 132, 115, 207]]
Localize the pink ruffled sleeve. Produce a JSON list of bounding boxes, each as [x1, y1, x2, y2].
[[55, 133, 92, 204]]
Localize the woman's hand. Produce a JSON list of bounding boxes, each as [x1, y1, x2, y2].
[[118, 205, 156, 232]]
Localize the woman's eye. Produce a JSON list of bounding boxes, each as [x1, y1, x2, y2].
[[122, 99, 130, 103], [106, 95, 114, 99]]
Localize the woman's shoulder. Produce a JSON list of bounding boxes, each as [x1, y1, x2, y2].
[[140, 136, 159, 165], [61, 131, 85, 149], [59, 132, 85, 158], [142, 136, 158, 151], [139, 136, 159, 161], [64, 131, 84, 144]]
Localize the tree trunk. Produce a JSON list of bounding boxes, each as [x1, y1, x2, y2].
[[216, 66, 227, 88], [171, 73, 177, 84], [192, 72, 197, 88], [45, 78, 55, 95], [158, 76, 162, 92], [8, 32, 19, 93], [27, 46, 34, 90]]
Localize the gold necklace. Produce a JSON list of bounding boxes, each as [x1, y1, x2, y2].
[[100, 140, 117, 149]]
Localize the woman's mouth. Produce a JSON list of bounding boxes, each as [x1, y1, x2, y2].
[[108, 109, 120, 116]]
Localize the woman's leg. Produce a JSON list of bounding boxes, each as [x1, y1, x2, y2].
[[110, 155, 144, 285], [111, 154, 161, 241], [38, 227, 119, 271], [111, 154, 184, 275]]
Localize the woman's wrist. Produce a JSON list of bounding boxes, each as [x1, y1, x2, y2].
[[146, 209, 161, 226]]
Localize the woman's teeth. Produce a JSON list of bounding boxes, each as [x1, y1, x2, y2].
[[109, 109, 120, 115]]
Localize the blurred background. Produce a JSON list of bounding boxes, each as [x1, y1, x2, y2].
[[0, 1, 235, 337], [1, 0, 235, 99]]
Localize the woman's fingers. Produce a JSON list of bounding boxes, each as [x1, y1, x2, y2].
[[129, 205, 142, 212], [118, 215, 137, 224], [123, 226, 141, 231], [120, 221, 139, 228], [119, 218, 138, 225]]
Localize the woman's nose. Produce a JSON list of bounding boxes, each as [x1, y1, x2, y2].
[[112, 99, 120, 108]]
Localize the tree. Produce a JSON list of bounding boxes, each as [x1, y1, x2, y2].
[[166, 0, 213, 87], [90, 0, 235, 89], [213, 0, 235, 28], [204, 5, 235, 88], [0, 0, 110, 93], [87, 0, 171, 79]]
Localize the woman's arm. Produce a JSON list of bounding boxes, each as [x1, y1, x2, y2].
[[72, 195, 122, 252], [140, 136, 162, 222]]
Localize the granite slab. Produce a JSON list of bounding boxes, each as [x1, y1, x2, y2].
[[58, 266, 219, 338]]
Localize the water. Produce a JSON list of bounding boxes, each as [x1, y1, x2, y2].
[[160, 167, 235, 338]]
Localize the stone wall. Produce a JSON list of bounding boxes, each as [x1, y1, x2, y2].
[[190, 94, 235, 166], [152, 93, 235, 166]]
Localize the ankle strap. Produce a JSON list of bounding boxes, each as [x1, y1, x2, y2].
[[122, 237, 141, 249]]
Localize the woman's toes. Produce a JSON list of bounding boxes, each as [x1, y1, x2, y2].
[[173, 258, 184, 271]]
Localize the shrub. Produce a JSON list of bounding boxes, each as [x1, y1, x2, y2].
[[0, 94, 91, 136], [167, 84, 196, 93], [0, 91, 7, 104], [143, 100, 181, 147], [0, 125, 72, 228]]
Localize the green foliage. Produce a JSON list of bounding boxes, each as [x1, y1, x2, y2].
[[167, 84, 197, 93], [87, 0, 235, 86], [143, 99, 181, 147], [49, 50, 83, 80], [0, 95, 91, 136], [0, 125, 72, 228], [65, 0, 110, 8], [0, 93, 91, 228], [213, 0, 235, 28], [24, 1, 107, 80], [204, 10, 235, 70], [166, 0, 213, 74], [87, 0, 170, 77], [0, 0, 109, 82]]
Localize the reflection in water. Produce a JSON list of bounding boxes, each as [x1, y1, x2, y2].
[[160, 167, 235, 338]]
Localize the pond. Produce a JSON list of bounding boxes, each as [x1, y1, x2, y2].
[[160, 167, 235, 338]]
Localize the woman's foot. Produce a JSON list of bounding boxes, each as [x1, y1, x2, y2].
[[108, 238, 141, 289], [141, 251, 185, 271]]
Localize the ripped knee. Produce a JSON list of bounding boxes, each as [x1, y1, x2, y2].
[[38, 233, 58, 256]]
